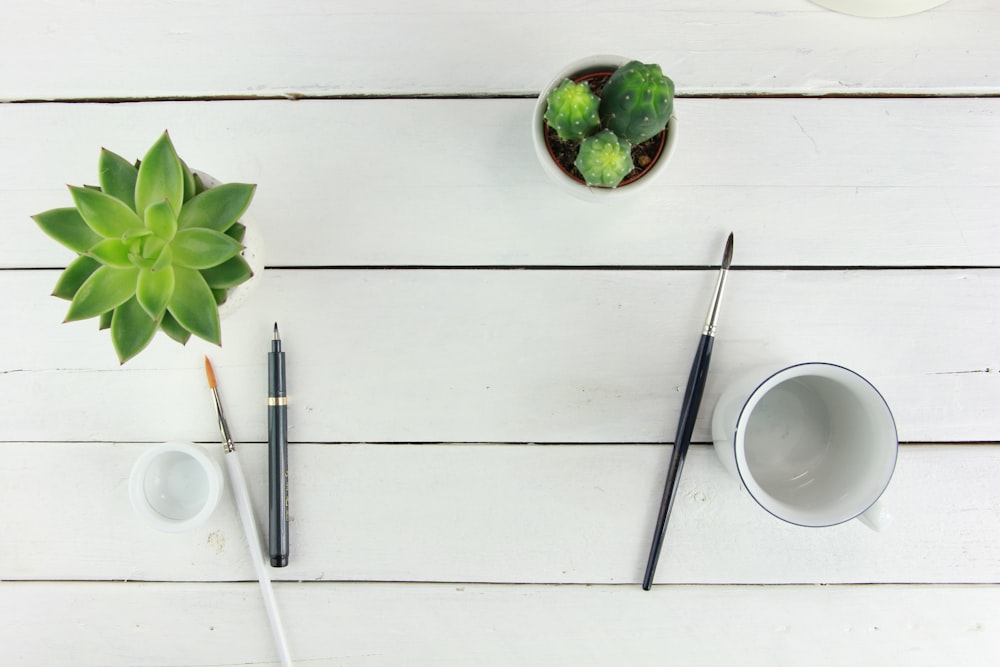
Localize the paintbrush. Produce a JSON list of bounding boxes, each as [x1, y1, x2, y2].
[[642, 233, 734, 590], [205, 357, 294, 666]]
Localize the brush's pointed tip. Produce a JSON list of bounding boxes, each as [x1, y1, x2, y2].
[[722, 232, 734, 269], [273, 322, 280, 340], [204, 356, 217, 389]]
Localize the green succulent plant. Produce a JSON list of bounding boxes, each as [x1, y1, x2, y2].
[[32, 131, 256, 364], [574, 130, 635, 188], [544, 79, 601, 142], [542, 59, 674, 188]]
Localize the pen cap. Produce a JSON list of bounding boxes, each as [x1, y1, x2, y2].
[[269, 349, 286, 396]]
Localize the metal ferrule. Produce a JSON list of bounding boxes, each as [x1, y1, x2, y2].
[[211, 387, 235, 452], [702, 267, 729, 337]]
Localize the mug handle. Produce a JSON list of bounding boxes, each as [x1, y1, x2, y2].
[[857, 498, 893, 531]]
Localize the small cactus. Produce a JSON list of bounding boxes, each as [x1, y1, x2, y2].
[[574, 129, 634, 188], [544, 79, 601, 142], [599, 60, 674, 145]]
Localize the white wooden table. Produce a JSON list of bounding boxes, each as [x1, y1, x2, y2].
[[2, 1, 998, 665]]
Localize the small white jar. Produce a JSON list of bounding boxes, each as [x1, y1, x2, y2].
[[129, 441, 223, 532]]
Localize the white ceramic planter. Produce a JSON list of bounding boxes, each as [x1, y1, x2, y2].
[[532, 55, 679, 202]]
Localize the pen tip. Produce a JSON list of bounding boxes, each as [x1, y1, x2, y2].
[[722, 232, 734, 270], [273, 322, 280, 340], [204, 356, 217, 389]]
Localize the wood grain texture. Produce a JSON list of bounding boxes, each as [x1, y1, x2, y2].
[[3, 5, 999, 666], [1, 0, 997, 99], [1, 269, 996, 443], [0, 581, 996, 666], [5, 98, 998, 269], [2, 443, 997, 584]]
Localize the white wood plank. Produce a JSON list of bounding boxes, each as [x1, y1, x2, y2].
[[1, 1, 996, 99], [5, 98, 998, 269], [1, 443, 997, 584], [1, 269, 996, 443], [0, 581, 996, 666]]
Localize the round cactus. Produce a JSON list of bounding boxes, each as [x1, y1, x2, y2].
[[574, 129, 634, 188], [599, 61, 674, 145], [544, 79, 601, 142]]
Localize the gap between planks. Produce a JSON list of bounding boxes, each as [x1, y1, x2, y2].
[[6, 92, 1000, 104]]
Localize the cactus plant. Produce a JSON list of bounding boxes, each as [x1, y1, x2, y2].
[[574, 130, 634, 188], [543, 79, 601, 142], [539, 58, 675, 190], [599, 61, 674, 145], [32, 131, 256, 363]]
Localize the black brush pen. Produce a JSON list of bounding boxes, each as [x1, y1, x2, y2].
[[642, 233, 733, 590], [268, 323, 289, 567]]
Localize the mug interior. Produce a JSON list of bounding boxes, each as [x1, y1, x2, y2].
[[735, 364, 897, 526]]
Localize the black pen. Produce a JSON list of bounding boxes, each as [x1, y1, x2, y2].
[[268, 323, 289, 567], [642, 233, 733, 590]]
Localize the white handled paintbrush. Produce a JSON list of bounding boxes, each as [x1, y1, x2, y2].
[[205, 357, 294, 667]]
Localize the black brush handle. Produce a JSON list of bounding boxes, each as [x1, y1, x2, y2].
[[642, 333, 714, 590]]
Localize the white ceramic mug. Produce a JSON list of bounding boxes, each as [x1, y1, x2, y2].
[[129, 441, 224, 532], [711, 363, 897, 529]]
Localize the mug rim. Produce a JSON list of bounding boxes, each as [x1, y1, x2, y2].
[[732, 362, 898, 527]]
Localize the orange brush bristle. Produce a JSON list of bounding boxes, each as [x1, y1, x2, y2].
[[204, 356, 218, 389]]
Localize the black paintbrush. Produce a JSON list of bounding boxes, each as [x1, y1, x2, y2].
[[642, 233, 734, 590]]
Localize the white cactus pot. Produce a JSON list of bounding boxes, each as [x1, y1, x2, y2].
[[532, 55, 679, 202]]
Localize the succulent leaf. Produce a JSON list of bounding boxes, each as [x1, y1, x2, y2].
[[122, 227, 153, 242], [151, 246, 173, 273], [69, 186, 143, 239], [64, 265, 139, 322], [52, 255, 101, 301], [137, 265, 175, 321], [88, 238, 133, 268], [128, 252, 154, 271], [144, 199, 178, 241], [193, 172, 208, 195], [135, 131, 185, 217], [181, 160, 197, 202], [159, 310, 192, 345], [599, 60, 674, 145], [225, 222, 246, 243], [201, 255, 253, 289], [111, 296, 158, 364], [168, 267, 221, 345], [99, 310, 113, 331], [574, 129, 634, 188], [141, 236, 167, 260], [544, 79, 601, 142], [177, 183, 256, 232], [98, 148, 138, 211], [170, 229, 242, 269], [32, 207, 104, 254]]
